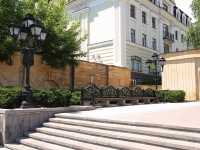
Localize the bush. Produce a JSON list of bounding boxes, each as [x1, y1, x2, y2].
[[142, 79, 155, 85], [157, 90, 186, 102], [70, 91, 81, 105], [32, 88, 71, 107], [142, 77, 162, 85], [0, 88, 22, 109]]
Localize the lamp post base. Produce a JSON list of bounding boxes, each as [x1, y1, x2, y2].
[[20, 101, 39, 109]]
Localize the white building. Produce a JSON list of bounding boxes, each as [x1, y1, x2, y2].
[[67, 0, 192, 84]]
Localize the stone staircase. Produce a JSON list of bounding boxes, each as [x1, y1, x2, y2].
[[4, 113, 200, 150]]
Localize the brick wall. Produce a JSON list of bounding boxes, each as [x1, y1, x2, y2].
[[0, 52, 131, 89]]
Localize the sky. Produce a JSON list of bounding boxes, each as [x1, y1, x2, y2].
[[175, 0, 196, 22]]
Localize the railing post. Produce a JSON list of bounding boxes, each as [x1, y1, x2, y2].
[[100, 88, 103, 98], [81, 87, 84, 106], [92, 92, 95, 106], [130, 89, 133, 97], [153, 89, 156, 97], [142, 89, 145, 97], [116, 88, 119, 98]]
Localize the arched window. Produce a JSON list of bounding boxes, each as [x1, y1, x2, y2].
[[176, 9, 180, 21], [182, 14, 186, 25], [131, 56, 142, 71]]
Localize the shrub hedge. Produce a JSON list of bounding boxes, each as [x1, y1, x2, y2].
[[0, 88, 80, 109], [157, 90, 186, 102], [0, 87, 186, 109], [0, 87, 22, 109]]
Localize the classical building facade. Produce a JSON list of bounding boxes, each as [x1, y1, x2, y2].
[[67, 0, 192, 84]]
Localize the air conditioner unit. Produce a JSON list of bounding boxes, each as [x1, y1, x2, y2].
[[131, 80, 137, 86]]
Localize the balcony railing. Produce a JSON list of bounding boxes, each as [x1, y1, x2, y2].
[[163, 31, 174, 43]]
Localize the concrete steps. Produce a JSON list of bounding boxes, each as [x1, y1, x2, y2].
[[5, 112, 200, 150]]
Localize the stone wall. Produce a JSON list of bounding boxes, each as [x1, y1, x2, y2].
[[0, 52, 131, 89], [0, 106, 95, 145]]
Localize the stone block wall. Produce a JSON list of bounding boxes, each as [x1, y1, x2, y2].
[[0, 52, 131, 89], [0, 106, 95, 145]]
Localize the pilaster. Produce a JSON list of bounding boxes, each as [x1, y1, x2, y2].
[[81, 12, 89, 61], [112, 0, 127, 67], [171, 25, 175, 52], [158, 18, 164, 53]]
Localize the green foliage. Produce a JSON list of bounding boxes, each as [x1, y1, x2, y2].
[[184, 0, 200, 49], [0, 0, 88, 69], [142, 79, 155, 85], [0, 88, 22, 109], [0, 87, 80, 109], [157, 90, 186, 102], [32, 88, 71, 107], [70, 91, 81, 105], [142, 77, 161, 85]]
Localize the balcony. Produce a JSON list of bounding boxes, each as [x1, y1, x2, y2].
[[163, 31, 174, 43]]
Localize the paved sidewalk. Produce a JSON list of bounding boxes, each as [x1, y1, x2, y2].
[[70, 101, 200, 129]]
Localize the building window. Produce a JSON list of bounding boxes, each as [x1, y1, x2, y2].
[[152, 17, 156, 28], [175, 31, 178, 40], [131, 56, 142, 71], [130, 5, 135, 18], [142, 34, 146, 47], [163, 24, 168, 34], [152, 38, 156, 50], [164, 43, 169, 53], [142, 12, 146, 24], [131, 29, 135, 43], [181, 34, 184, 43], [163, 3, 168, 11], [176, 48, 179, 52]]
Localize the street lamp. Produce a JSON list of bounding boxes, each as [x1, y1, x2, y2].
[[8, 13, 48, 108], [145, 53, 166, 90]]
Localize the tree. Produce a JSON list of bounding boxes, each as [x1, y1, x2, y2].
[[185, 0, 200, 49], [0, 0, 88, 69]]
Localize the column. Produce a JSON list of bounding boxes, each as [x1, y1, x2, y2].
[[148, 11, 151, 48], [179, 29, 181, 50], [158, 18, 164, 53], [81, 12, 89, 61], [171, 25, 175, 52], [136, 3, 142, 45], [113, 0, 127, 67]]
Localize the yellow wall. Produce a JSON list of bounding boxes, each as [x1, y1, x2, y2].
[[131, 85, 162, 90], [0, 52, 131, 89], [161, 49, 200, 100]]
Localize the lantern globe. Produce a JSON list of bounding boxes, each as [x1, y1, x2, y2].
[[22, 13, 35, 28]]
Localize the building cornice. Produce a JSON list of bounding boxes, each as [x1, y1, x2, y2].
[[110, 0, 127, 3], [141, 0, 190, 30], [72, 7, 90, 16], [88, 40, 113, 50], [126, 41, 160, 54]]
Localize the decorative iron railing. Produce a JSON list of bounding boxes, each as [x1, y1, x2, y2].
[[81, 83, 164, 106], [163, 31, 174, 42]]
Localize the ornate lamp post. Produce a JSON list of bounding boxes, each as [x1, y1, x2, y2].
[[145, 53, 166, 90], [8, 13, 48, 108]]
